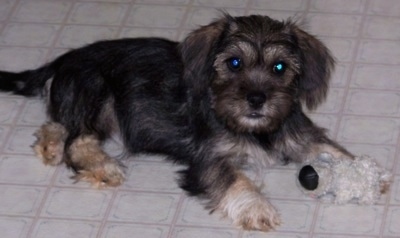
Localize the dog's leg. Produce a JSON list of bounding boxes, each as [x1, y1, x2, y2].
[[67, 135, 125, 188], [308, 142, 354, 161], [279, 112, 354, 163], [182, 159, 281, 231], [217, 173, 281, 231], [33, 122, 67, 166]]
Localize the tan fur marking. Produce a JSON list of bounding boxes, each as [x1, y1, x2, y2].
[[33, 122, 67, 166], [69, 135, 125, 188], [217, 173, 281, 231]]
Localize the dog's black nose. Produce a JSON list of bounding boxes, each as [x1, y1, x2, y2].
[[247, 92, 266, 109], [298, 165, 319, 190]]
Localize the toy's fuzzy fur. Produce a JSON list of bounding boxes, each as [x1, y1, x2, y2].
[[298, 153, 392, 204], [0, 14, 358, 231]]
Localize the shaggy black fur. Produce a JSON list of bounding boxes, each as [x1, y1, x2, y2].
[[2, 38, 189, 152], [0, 14, 353, 231]]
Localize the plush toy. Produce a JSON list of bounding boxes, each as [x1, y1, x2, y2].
[[297, 153, 392, 205]]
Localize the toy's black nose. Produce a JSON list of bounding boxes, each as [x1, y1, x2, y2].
[[298, 165, 319, 190]]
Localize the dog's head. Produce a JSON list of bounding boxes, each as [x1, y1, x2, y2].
[[180, 14, 334, 133]]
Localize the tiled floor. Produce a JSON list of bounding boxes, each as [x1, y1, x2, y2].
[[0, 0, 399, 237]]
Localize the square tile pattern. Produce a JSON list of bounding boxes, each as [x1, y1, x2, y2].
[[0, 0, 399, 237]]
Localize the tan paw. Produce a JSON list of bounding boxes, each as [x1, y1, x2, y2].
[[72, 162, 125, 188], [33, 122, 67, 166], [238, 198, 281, 231], [217, 174, 281, 231], [33, 141, 64, 165], [223, 191, 281, 231]]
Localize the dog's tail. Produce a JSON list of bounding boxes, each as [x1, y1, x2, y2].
[[0, 63, 56, 97]]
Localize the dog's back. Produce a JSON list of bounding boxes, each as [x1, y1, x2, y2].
[[0, 38, 189, 155], [0, 38, 181, 96]]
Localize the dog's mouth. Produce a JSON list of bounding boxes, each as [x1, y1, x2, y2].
[[246, 112, 264, 119]]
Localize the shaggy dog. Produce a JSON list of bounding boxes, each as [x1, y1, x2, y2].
[[0, 14, 357, 231]]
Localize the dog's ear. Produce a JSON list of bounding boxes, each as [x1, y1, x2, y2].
[[180, 17, 230, 94], [179, 16, 232, 130], [292, 26, 335, 110]]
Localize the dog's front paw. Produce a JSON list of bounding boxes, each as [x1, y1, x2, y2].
[[231, 192, 281, 231], [73, 162, 125, 188], [218, 180, 281, 232]]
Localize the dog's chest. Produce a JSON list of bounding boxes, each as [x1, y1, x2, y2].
[[213, 135, 278, 167]]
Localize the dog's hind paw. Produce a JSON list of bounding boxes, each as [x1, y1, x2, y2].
[[72, 162, 125, 188], [33, 122, 67, 166]]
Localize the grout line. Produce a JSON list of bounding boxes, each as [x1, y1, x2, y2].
[[303, 0, 320, 236], [0, 0, 20, 35], [2, 35, 400, 51], [25, 167, 63, 238], [0, 100, 28, 155], [114, 0, 136, 39], [329, 1, 370, 140], [243, 0, 252, 15], [41, 1, 77, 62], [166, 193, 187, 238], [95, 186, 121, 238], [174, 0, 194, 41]]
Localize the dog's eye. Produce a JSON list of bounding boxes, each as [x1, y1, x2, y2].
[[272, 61, 286, 75], [227, 57, 242, 71]]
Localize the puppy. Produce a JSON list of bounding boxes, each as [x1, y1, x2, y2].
[[0, 14, 356, 231]]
